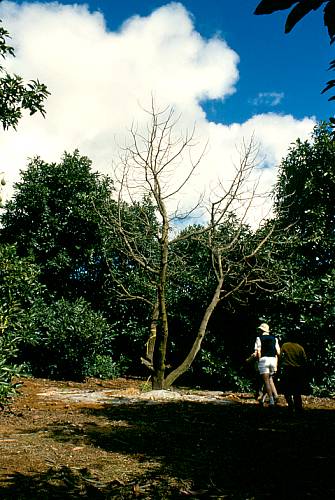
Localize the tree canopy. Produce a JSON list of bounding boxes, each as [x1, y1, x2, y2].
[[274, 122, 335, 273], [0, 114, 334, 396], [0, 151, 114, 302], [0, 21, 49, 129], [262, 122, 335, 394]]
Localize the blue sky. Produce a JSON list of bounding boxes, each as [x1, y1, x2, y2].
[[115, 0, 333, 123], [0, 0, 330, 224], [13, 0, 332, 123]]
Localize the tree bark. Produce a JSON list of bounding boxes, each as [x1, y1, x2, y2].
[[145, 300, 159, 365], [152, 200, 170, 389], [164, 276, 224, 388]]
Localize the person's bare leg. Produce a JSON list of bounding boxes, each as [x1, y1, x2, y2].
[[261, 373, 274, 404]]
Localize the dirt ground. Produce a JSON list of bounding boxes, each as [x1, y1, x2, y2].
[[0, 377, 334, 499]]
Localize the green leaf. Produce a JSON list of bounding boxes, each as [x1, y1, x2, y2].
[[321, 79, 335, 94], [324, 0, 335, 43], [285, 1, 324, 34], [254, 0, 299, 15]]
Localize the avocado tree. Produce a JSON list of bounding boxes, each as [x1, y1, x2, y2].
[[274, 122, 335, 271], [0, 21, 49, 130], [104, 102, 283, 389], [0, 19, 49, 403], [0, 150, 161, 375], [0, 151, 114, 303], [0, 244, 46, 403], [269, 122, 335, 394]]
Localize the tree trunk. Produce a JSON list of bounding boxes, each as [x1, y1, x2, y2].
[[164, 276, 224, 388], [151, 202, 170, 390], [152, 277, 170, 389], [145, 300, 159, 365]]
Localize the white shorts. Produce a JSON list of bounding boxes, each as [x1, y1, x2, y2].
[[258, 356, 277, 376]]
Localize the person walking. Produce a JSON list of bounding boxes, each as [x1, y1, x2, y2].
[[280, 336, 308, 413], [245, 352, 265, 402], [254, 323, 280, 406]]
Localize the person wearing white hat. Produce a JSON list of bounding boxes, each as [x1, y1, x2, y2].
[[254, 323, 280, 406]]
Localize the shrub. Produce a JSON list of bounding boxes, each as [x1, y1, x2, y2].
[[190, 347, 253, 392], [87, 354, 129, 379], [0, 333, 25, 405], [21, 297, 114, 380], [309, 339, 335, 396], [0, 245, 46, 404]]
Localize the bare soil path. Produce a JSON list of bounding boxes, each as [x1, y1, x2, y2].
[[0, 377, 334, 499]]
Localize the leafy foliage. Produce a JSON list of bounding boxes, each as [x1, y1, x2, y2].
[[21, 297, 114, 381], [0, 333, 24, 405], [274, 122, 335, 273], [0, 22, 49, 129], [0, 244, 46, 404], [0, 245, 118, 386], [260, 122, 335, 395], [0, 151, 114, 302], [0, 110, 333, 396], [255, 0, 334, 40], [102, 196, 159, 308], [0, 15, 51, 400], [86, 354, 129, 379]]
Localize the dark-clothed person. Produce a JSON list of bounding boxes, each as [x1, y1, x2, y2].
[[280, 341, 308, 413]]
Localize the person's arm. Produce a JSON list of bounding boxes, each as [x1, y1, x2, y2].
[[254, 337, 261, 358], [275, 337, 280, 356]]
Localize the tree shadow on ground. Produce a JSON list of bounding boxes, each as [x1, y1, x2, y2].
[[83, 401, 335, 499], [0, 400, 334, 499], [0, 466, 183, 499], [0, 466, 108, 499]]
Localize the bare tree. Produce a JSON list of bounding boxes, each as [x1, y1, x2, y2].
[[104, 102, 280, 389]]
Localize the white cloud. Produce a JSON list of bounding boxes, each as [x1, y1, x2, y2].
[[251, 92, 285, 107], [0, 1, 315, 225]]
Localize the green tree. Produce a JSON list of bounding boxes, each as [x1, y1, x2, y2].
[[0, 244, 46, 403], [0, 21, 49, 129], [0, 151, 114, 303], [0, 150, 158, 376], [0, 18, 48, 403], [274, 122, 335, 272], [101, 196, 160, 373], [255, 0, 334, 41], [22, 297, 114, 381], [0, 245, 117, 384], [266, 122, 335, 394]]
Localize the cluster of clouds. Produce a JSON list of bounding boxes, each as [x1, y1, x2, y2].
[[0, 1, 315, 225]]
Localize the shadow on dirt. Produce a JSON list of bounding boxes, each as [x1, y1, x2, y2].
[[0, 466, 109, 499], [0, 400, 334, 499]]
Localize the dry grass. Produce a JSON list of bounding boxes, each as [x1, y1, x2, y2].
[[0, 377, 334, 499]]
